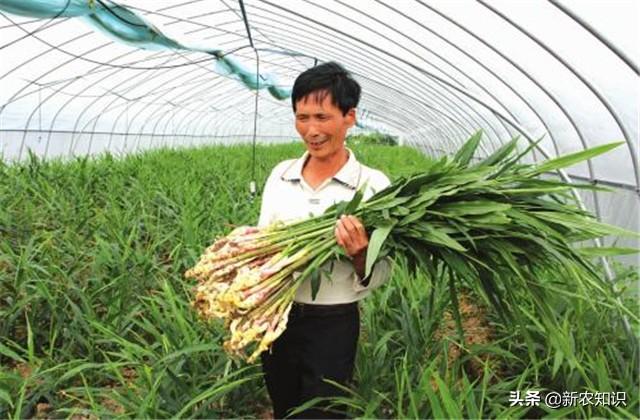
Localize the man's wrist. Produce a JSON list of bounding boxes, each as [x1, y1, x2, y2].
[[351, 251, 369, 285]]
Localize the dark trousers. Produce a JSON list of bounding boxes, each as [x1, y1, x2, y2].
[[261, 302, 359, 419]]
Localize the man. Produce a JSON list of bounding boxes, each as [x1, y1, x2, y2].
[[258, 61, 391, 419]]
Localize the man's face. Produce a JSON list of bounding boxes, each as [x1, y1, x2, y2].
[[294, 91, 355, 161]]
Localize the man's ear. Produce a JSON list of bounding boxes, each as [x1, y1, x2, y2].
[[346, 108, 356, 127]]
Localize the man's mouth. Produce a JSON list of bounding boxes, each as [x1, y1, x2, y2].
[[308, 138, 328, 147]]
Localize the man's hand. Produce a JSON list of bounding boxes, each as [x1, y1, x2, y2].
[[335, 214, 368, 279]]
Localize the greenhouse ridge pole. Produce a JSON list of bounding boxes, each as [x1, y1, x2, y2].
[[238, 0, 259, 198]]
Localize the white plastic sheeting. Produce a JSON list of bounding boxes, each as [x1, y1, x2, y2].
[[0, 0, 638, 260]]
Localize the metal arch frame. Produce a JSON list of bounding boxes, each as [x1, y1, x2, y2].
[[549, 0, 639, 76], [309, 0, 518, 150], [0, 0, 254, 157], [205, 90, 293, 140], [350, 88, 448, 140], [2, 38, 168, 108], [73, 51, 175, 155], [70, 43, 246, 151], [196, 88, 391, 143], [251, 31, 483, 153], [210, 90, 423, 144], [342, 70, 471, 142], [171, 82, 257, 146], [175, 17, 245, 36], [105, 48, 228, 150], [235, 5, 476, 139], [350, 0, 521, 150], [249, 2, 508, 159], [126, 44, 467, 152], [80, 71, 213, 150], [52, 48, 247, 153], [0, 16, 46, 30], [82, 50, 216, 151], [187, 0, 309, 145], [258, 0, 639, 199], [373, 0, 556, 163], [149, 55, 294, 145], [226, 0, 456, 144], [236, 10, 501, 151], [252, 44, 471, 144], [0, 15, 68, 72], [191, 82, 289, 140], [1, 10, 217, 70], [478, 0, 639, 194], [477, 0, 637, 345], [78, 57, 224, 152], [354, 2, 616, 205], [245, 1, 511, 149], [166, 88, 234, 146], [118, 1, 256, 43], [225, 49, 470, 145], [210, 95, 292, 139], [2, 30, 215, 157], [162, 83, 257, 144], [19, 43, 125, 158], [133, 52, 253, 144], [177, 0, 313, 144], [249, 6, 552, 163], [417, 0, 623, 230], [23, 80, 173, 101], [187, 86, 265, 138], [107, 55, 203, 151], [136, 76, 229, 147], [197, 97, 281, 142], [413, 0, 611, 188], [5, 59, 458, 161], [251, 1, 513, 157], [0, 12, 69, 51], [217, 0, 310, 71], [2, 2, 495, 159], [0, 37, 462, 162], [418, 0, 636, 342], [1, 0, 636, 194], [0, 24, 95, 142], [415, 2, 625, 211], [97, 2, 310, 149]]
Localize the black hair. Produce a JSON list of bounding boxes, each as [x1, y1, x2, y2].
[[291, 61, 361, 116]]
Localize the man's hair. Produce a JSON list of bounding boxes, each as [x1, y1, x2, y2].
[[291, 61, 361, 116]]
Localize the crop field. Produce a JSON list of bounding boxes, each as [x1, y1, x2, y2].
[[0, 143, 638, 418]]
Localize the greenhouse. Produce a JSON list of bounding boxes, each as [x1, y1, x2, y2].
[[0, 0, 638, 418]]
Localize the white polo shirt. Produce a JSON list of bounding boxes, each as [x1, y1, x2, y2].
[[258, 148, 392, 304]]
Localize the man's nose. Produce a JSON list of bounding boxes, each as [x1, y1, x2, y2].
[[307, 123, 321, 137]]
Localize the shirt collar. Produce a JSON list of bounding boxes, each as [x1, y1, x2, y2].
[[280, 148, 361, 190]]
